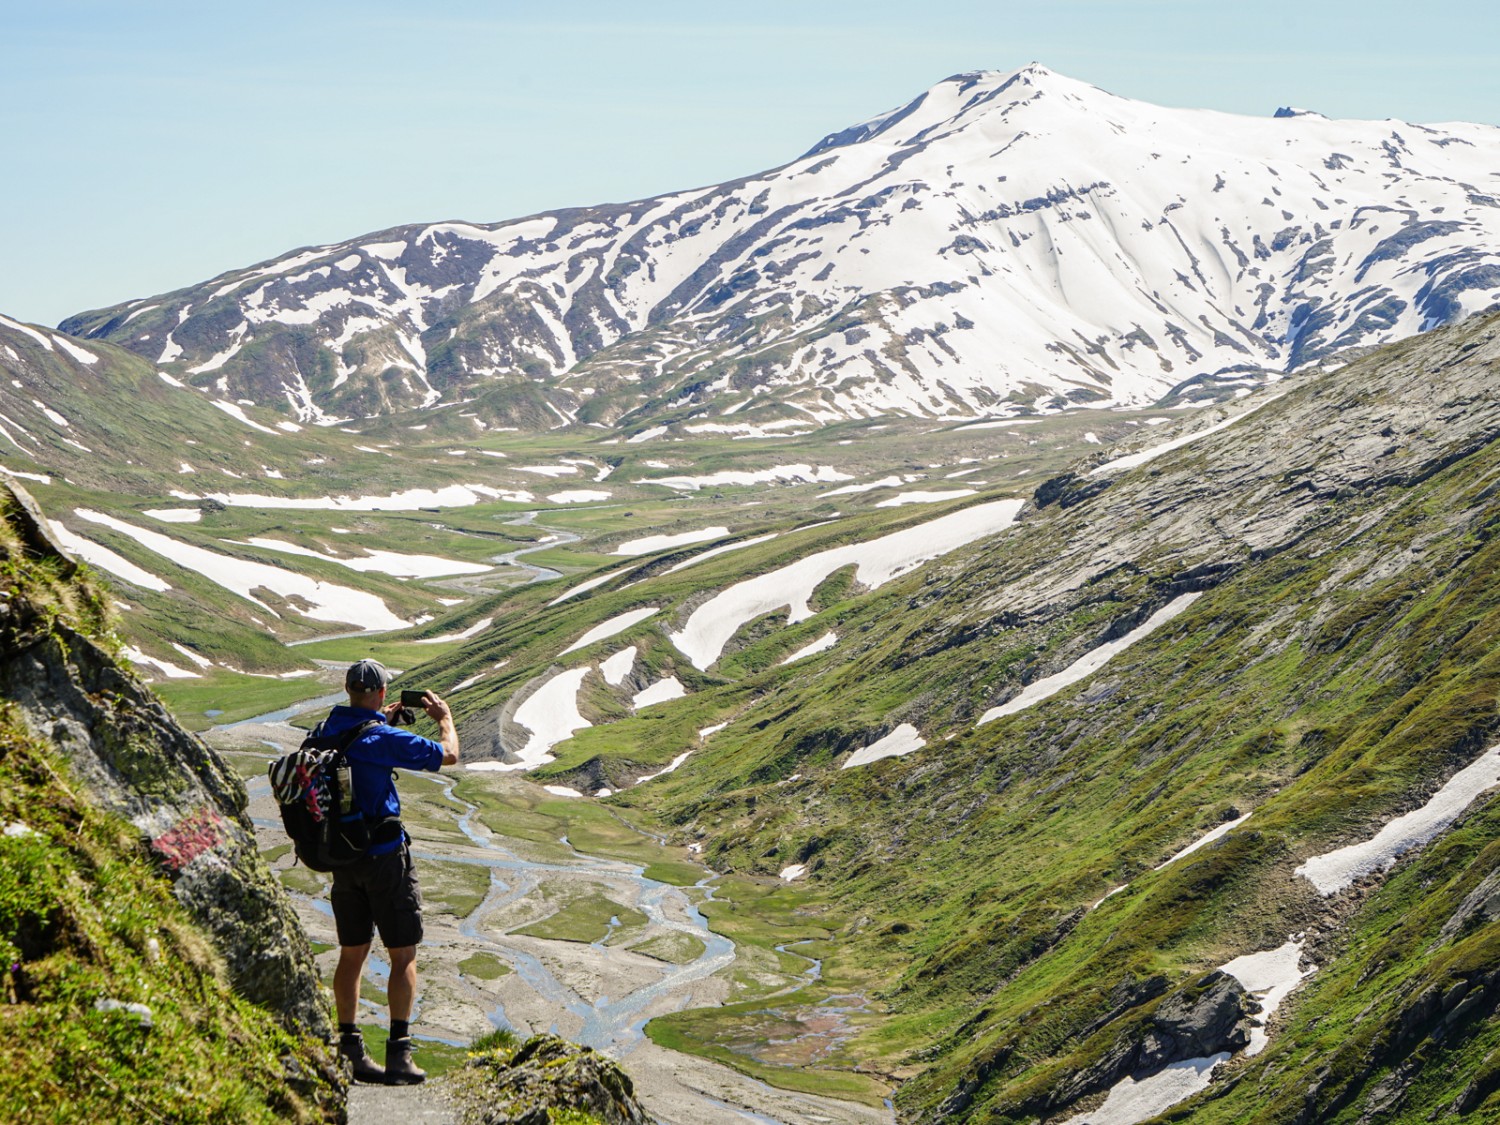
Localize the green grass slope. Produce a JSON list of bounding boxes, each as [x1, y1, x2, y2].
[[382, 312, 1500, 1122]]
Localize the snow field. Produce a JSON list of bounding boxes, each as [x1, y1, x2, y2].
[[49, 522, 172, 592], [636, 465, 853, 492], [547, 489, 612, 504], [560, 607, 659, 655], [632, 677, 686, 709], [143, 509, 202, 523], [173, 484, 528, 511], [239, 537, 493, 578], [122, 646, 199, 679], [1090, 395, 1284, 477], [1154, 812, 1253, 873], [842, 724, 926, 769], [661, 533, 779, 576], [636, 751, 694, 785], [506, 668, 593, 771], [614, 527, 728, 556], [820, 476, 905, 498], [415, 617, 494, 644], [876, 489, 977, 507], [1062, 938, 1308, 1124], [600, 647, 637, 686], [781, 632, 837, 665], [1295, 744, 1500, 895], [548, 567, 633, 605], [73, 509, 408, 630], [670, 498, 1025, 670], [979, 594, 1202, 725]]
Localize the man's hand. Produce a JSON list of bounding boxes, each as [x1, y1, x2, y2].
[[421, 691, 460, 767], [419, 691, 451, 723]]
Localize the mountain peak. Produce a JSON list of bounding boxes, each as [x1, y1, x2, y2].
[[802, 62, 1078, 159]]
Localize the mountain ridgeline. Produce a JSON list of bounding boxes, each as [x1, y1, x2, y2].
[[61, 65, 1500, 432]]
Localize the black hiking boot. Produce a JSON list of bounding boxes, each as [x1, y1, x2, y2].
[[338, 1030, 386, 1084], [384, 1036, 426, 1085]]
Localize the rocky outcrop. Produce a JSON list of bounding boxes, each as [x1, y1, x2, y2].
[[0, 483, 329, 1038], [454, 1034, 654, 1125], [1047, 972, 1253, 1114]]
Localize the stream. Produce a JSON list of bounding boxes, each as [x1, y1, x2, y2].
[[220, 694, 889, 1125], [218, 505, 888, 1124]]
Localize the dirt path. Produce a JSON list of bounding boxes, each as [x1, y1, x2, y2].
[[349, 1079, 459, 1125]]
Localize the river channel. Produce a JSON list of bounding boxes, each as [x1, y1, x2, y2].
[[213, 688, 890, 1125]]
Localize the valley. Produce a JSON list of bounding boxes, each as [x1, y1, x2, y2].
[[5, 59, 1500, 1125]]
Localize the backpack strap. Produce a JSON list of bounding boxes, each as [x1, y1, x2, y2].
[[326, 718, 385, 767]]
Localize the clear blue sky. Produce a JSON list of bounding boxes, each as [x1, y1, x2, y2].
[[4, 0, 1498, 327]]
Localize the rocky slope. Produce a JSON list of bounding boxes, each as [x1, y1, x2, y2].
[[0, 482, 342, 1118], [61, 66, 1500, 430], [387, 308, 1500, 1121]]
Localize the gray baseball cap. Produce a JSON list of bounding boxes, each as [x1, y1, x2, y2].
[[345, 659, 390, 692]]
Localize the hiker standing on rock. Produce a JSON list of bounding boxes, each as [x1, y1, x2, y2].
[[317, 659, 459, 1085]]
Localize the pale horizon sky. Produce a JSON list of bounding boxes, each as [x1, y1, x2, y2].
[[4, 0, 1499, 327]]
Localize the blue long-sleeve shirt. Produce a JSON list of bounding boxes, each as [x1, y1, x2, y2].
[[315, 705, 444, 856]]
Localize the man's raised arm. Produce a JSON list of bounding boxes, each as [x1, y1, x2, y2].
[[422, 692, 460, 767]]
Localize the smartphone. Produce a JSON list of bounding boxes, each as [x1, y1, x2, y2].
[[400, 689, 428, 708]]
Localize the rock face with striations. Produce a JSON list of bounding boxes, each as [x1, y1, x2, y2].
[[0, 482, 330, 1039]]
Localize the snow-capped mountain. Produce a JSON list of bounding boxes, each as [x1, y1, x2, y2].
[[65, 65, 1500, 428]]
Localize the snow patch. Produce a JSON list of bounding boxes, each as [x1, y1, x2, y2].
[[600, 646, 637, 686], [74, 509, 406, 629], [843, 724, 926, 769], [562, 607, 659, 654], [672, 498, 1023, 670], [506, 668, 593, 771], [240, 537, 493, 578], [415, 617, 494, 644], [122, 646, 200, 679], [781, 632, 837, 664], [639, 465, 853, 492], [1296, 744, 1500, 895], [49, 522, 172, 592], [614, 527, 729, 556], [633, 677, 686, 709], [979, 594, 1201, 724], [661, 533, 778, 575], [875, 489, 977, 507]]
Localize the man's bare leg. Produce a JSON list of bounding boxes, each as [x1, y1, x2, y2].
[[333, 942, 386, 1081], [387, 944, 418, 1022], [334, 941, 371, 1024]]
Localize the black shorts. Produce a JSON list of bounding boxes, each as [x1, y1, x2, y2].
[[330, 844, 424, 949]]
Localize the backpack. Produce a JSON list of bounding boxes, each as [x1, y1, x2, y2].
[[268, 719, 401, 871]]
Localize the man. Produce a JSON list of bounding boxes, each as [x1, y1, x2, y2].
[[317, 658, 459, 1085]]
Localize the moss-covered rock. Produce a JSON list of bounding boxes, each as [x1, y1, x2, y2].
[[451, 1034, 651, 1125]]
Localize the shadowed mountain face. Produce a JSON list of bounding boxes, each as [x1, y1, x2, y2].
[[62, 65, 1500, 431]]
